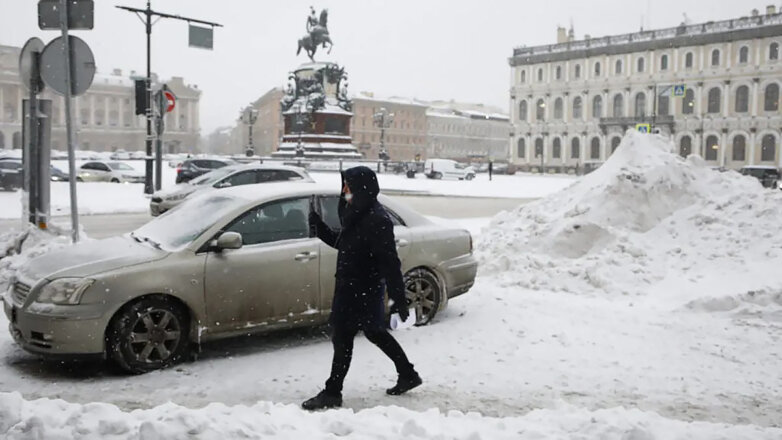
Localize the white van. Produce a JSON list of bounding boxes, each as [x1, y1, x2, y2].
[[424, 159, 476, 180]]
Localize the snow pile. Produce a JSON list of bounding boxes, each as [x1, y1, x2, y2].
[[477, 131, 782, 310], [1, 392, 779, 440]]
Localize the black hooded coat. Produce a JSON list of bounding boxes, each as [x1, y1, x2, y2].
[[310, 166, 406, 330]]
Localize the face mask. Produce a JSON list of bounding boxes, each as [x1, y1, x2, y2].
[[344, 193, 353, 202]]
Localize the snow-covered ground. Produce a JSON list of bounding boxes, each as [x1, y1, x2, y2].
[[1, 132, 781, 438]]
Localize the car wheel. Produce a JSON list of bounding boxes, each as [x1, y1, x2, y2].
[[404, 269, 442, 326], [108, 296, 190, 374], [465, 174, 475, 181], [76, 177, 83, 182], [111, 178, 120, 183], [433, 172, 443, 180]]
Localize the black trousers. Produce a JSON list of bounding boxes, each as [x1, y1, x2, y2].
[[324, 325, 416, 394]]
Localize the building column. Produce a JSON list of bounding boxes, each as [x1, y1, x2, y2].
[[89, 95, 95, 126], [602, 90, 608, 118], [563, 93, 569, 124], [624, 89, 631, 118], [582, 92, 588, 122], [726, 43, 732, 69], [749, 132, 757, 166], [647, 88, 654, 116], [751, 79, 759, 117], [104, 96, 109, 127], [722, 82, 730, 118], [695, 84, 703, 116], [719, 131, 727, 167], [118, 96, 124, 128], [673, 48, 679, 71]]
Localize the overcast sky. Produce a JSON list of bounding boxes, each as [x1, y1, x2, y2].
[[0, 0, 770, 133]]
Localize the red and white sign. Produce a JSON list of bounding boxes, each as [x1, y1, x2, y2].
[[164, 90, 176, 113]]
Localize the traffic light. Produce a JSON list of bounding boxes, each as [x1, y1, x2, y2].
[[134, 79, 148, 116]]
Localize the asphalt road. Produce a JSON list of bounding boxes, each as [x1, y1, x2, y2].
[[0, 195, 531, 239]]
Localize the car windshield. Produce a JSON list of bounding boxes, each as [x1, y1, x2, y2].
[[133, 194, 245, 251], [190, 167, 236, 185], [108, 162, 134, 171]]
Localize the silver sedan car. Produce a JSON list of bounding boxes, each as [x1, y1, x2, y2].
[[3, 182, 477, 373]]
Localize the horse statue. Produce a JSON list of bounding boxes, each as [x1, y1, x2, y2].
[[297, 8, 333, 61]]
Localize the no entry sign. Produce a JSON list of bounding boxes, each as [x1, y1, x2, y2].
[[164, 90, 176, 113]]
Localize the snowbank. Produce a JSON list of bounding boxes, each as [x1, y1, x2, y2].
[[477, 131, 782, 311], [1, 391, 778, 440]]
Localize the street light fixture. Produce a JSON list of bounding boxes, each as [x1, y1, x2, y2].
[[241, 105, 258, 157], [373, 107, 394, 161]]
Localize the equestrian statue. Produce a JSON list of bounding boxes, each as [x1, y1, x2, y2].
[[297, 7, 333, 62]]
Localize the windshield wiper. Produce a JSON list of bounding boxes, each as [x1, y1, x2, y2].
[[129, 232, 142, 243], [132, 232, 162, 250]]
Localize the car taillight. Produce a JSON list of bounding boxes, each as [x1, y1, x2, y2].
[[176, 167, 182, 175]]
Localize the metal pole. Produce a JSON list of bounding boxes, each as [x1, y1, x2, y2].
[[28, 69, 38, 226], [652, 84, 657, 132], [60, 0, 79, 243], [155, 88, 163, 191], [144, 0, 154, 194]]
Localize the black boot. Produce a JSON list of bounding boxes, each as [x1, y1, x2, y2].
[[386, 372, 422, 395], [302, 390, 342, 410]]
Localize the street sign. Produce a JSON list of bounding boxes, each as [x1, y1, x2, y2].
[[38, 0, 94, 30], [673, 85, 686, 97], [39, 35, 96, 96], [189, 25, 214, 50], [18, 38, 46, 93], [635, 123, 651, 133], [164, 90, 176, 113]]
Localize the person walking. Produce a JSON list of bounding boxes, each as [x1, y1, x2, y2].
[[302, 166, 422, 410]]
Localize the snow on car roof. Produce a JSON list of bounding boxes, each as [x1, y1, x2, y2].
[[211, 181, 333, 203]]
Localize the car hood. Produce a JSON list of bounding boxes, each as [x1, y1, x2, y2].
[[154, 184, 200, 199], [20, 236, 168, 282]]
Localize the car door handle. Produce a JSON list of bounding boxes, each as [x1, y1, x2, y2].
[[395, 238, 409, 248], [294, 251, 318, 262]]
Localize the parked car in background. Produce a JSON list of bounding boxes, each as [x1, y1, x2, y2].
[[176, 158, 235, 184], [109, 150, 131, 160], [0, 159, 23, 190], [740, 166, 781, 189], [150, 163, 312, 216], [77, 161, 145, 183], [50, 165, 69, 182], [424, 159, 476, 180]]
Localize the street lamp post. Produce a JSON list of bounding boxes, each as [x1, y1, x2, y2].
[[373, 107, 394, 161], [241, 105, 258, 157]]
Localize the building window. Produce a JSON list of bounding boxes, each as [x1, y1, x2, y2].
[[537, 68, 544, 82], [594, 62, 601, 77], [612, 93, 624, 118], [519, 100, 528, 121], [680, 136, 692, 157], [574, 64, 581, 79], [739, 46, 749, 64], [732, 135, 746, 161], [534, 138, 543, 157], [637, 57, 645, 73], [685, 52, 694, 69], [705, 135, 719, 160], [711, 49, 720, 67], [517, 138, 525, 158], [683, 89, 695, 114], [555, 66, 562, 80], [660, 54, 669, 70], [590, 137, 601, 159], [554, 98, 563, 119], [764, 83, 779, 111], [553, 138, 561, 159], [770, 43, 779, 61], [761, 134, 776, 161], [658, 95, 670, 116], [591, 96, 602, 119], [536, 99, 545, 121], [615, 59, 622, 75], [571, 137, 580, 158], [521, 70, 526, 83], [634, 92, 646, 117], [735, 86, 749, 113], [611, 136, 621, 153], [573, 97, 583, 119], [707, 87, 721, 114]]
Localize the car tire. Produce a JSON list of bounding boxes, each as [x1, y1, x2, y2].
[[465, 174, 475, 181], [404, 268, 442, 326], [111, 178, 120, 183], [107, 296, 190, 374], [433, 172, 443, 180], [76, 177, 83, 182]]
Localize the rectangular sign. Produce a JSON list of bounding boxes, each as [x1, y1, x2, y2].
[[672, 85, 687, 97], [38, 0, 94, 30], [635, 123, 651, 133], [188, 25, 214, 50]]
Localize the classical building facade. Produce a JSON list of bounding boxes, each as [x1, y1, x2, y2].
[[229, 87, 284, 156], [0, 44, 201, 154], [427, 102, 509, 160], [508, 7, 782, 172], [351, 93, 428, 161]]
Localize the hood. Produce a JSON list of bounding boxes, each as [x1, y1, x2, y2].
[[20, 236, 168, 282], [154, 184, 199, 200], [339, 166, 379, 229]]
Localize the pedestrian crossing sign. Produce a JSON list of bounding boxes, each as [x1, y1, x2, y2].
[[673, 85, 686, 97], [635, 123, 651, 133]]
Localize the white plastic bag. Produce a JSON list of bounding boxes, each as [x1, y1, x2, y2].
[[389, 309, 416, 330]]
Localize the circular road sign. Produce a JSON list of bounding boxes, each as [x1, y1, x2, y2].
[[164, 90, 176, 113], [40, 35, 96, 96], [19, 37, 46, 93]]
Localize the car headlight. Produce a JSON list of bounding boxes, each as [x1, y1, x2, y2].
[[165, 193, 189, 201], [36, 278, 94, 305]]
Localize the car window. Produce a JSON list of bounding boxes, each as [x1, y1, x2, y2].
[[318, 196, 405, 229], [258, 169, 304, 182], [108, 162, 134, 171], [226, 197, 310, 245], [0, 162, 21, 170], [224, 170, 257, 187], [209, 160, 227, 169], [96, 163, 111, 172], [192, 160, 208, 168], [81, 162, 96, 170], [384, 207, 405, 226]]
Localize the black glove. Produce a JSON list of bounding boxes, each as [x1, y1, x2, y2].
[[390, 300, 409, 321], [308, 210, 321, 228]]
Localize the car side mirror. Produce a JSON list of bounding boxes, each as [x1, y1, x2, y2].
[[214, 181, 231, 189], [213, 232, 242, 250]]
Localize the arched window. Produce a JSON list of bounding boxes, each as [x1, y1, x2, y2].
[[705, 135, 719, 160], [517, 138, 526, 158], [611, 136, 621, 153], [590, 137, 601, 159], [735, 86, 749, 113], [571, 137, 580, 158], [612, 93, 624, 118], [594, 61, 601, 77], [732, 135, 746, 161], [660, 54, 669, 70], [520, 70, 526, 83], [707, 87, 721, 114], [683, 88, 695, 114], [534, 138, 544, 158], [680, 136, 692, 157], [615, 59, 623, 75], [574, 64, 581, 79], [537, 68, 544, 82], [658, 95, 670, 116], [739, 46, 749, 64], [637, 57, 645, 73], [572, 97, 583, 119], [711, 49, 720, 66], [554, 98, 563, 119], [519, 100, 528, 121], [592, 96, 603, 118], [553, 138, 561, 159], [685, 52, 694, 69], [634, 92, 646, 117], [770, 43, 779, 61], [536, 99, 546, 121], [556, 66, 562, 80], [764, 83, 779, 111], [761, 134, 776, 161]]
